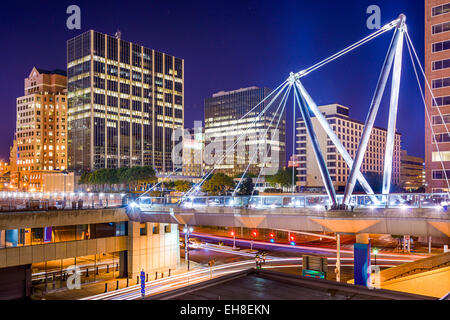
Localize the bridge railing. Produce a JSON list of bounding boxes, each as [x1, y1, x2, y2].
[[0, 191, 126, 211], [132, 193, 450, 211]]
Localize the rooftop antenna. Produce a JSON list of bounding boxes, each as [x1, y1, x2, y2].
[[115, 29, 122, 39]]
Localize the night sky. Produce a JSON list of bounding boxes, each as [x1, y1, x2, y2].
[[0, 0, 426, 164]]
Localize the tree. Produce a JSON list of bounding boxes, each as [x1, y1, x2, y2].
[[79, 166, 157, 192], [121, 166, 156, 191], [266, 168, 293, 189], [118, 167, 130, 190], [163, 180, 175, 190], [79, 172, 91, 185], [233, 172, 257, 179], [238, 177, 254, 195], [174, 180, 192, 193], [203, 173, 235, 195]]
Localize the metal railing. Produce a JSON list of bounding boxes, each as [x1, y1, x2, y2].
[[129, 193, 450, 211], [0, 191, 126, 211]]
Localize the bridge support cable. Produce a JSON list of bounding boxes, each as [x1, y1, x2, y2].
[[238, 80, 290, 125], [293, 84, 338, 208], [292, 88, 297, 193], [249, 85, 293, 199], [293, 79, 376, 199], [382, 23, 405, 196], [182, 82, 290, 200], [233, 84, 293, 196], [293, 17, 400, 79], [343, 15, 406, 206], [405, 34, 450, 194]]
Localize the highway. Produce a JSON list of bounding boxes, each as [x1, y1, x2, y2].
[[82, 235, 426, 300], [186, 232, 427, 262]]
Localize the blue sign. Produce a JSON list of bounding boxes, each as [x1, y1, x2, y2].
[[354, 243, 371, 286], [302, 269, 326, 279], [140, 270, 145, 296]]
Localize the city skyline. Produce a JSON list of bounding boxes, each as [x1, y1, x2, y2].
[[0, 1, 449, 304], [0, 0, 426, 162]]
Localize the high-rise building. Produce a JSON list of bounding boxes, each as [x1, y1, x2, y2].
[[204, 87, 286, 176], [14, 67, 68, 191], [9, 140, 18, 191], [425, 1, 450, 192], [295, 104, 401, 192], [67, 30, 184, 173], [400, 150, 425, 191], [182, 127, 205, 177]]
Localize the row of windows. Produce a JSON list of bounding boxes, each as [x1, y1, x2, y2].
[[432, 21, 450, 35], [433, 170, 450, 180], [432, 77, 450, 89], [0, 222, 128, 248], [434, 133, 450, 143], [432, 40, 450, 53], [432, 3, 450, 17], [433, 95, 450, 106], [432, 114, 450, 124], [432, 58, 450, 71]]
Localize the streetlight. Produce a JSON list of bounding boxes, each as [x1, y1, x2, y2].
[[183, 226, 194, 271], [230, 231, 236, 249], [62, 170, 68, 209], [251, 230, 257, 250], [372, 248, 379, 266]]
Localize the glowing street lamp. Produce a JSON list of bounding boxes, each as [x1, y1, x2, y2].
[[230, 231, 236, 249], [183, 226, 194, 271], [372, 248, 379, 266]]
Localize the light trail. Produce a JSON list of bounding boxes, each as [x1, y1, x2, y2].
[[188, 232, 428, 259]]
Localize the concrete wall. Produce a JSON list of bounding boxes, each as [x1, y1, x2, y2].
[[136, 206, 450, 238], [0, 209, 181, 281], [0, 236, 128, 268], [0, 208, 129, 230], [381, 266, 450, 298], [127, 222, 180, 279], [380, 252, 450, 282], [42, 172, 78, 193]]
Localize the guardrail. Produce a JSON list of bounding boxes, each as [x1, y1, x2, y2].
[[129, 193, 450, 211], [0, 192, 126, 211]]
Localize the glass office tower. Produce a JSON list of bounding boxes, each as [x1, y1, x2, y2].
[[67, 30, 184, 172], [204, 87, 286, 176]]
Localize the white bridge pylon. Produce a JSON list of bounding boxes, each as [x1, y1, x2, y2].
[[184, 14, 450, 210], [290, 14, 406, 208]]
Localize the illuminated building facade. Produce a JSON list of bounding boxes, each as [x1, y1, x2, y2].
[[182, 127, 205, 177], [204, 87, 286, 176], [425, 0, 450, 192], [400, 150, 426, 191], [67, 30, 184, 173], [14, 67, 68, 191], [296, 104, 401, 192]]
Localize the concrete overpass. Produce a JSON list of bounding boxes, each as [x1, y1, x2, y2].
[[124, 193, 450, 238], [128, 205, 450, 239]]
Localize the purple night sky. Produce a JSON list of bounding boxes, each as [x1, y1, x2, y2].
[[0, 0, 426, 164]]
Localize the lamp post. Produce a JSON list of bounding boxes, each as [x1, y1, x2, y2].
[[230, 231, 236, 249], [62, 170, 68, 209], [251, 231, 257, 251], [372, 248, 379, 266], [183, 225, 194, 271], [336, 233, 341, 282]]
